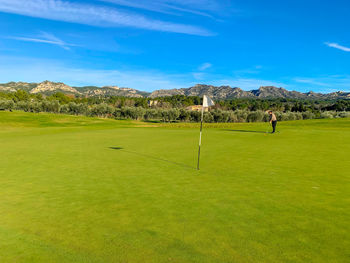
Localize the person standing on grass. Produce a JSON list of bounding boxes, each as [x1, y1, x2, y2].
[[268, 110, 277, 133]]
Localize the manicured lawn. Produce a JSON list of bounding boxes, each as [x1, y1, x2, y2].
[[0, 111, 349, 262]]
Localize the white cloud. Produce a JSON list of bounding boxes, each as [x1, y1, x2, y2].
[[192, 62, 212, 81], [198, 62, 212, 71], [7, 32, 77, 50], [0, 56, 288, 91], [294, 76, 350, 92], [101, 0, 219, 18], [231, 65, 263, 76], [294, 78, 329, 87], [0, 56, 190, 91], [5, 56, 347, 93], [192, 72, 205, 80], [0, 0, 212, 36], [325, 42, 350, 52]]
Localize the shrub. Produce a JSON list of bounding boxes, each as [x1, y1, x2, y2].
[[0, 100, 14, 110], [143, 109, 160, 120], [120, 107, 145, 120], [320, 112, 334, 119], [16, 101, 31, 112], [167, 108, 180, 122], [179, 109, 191, 122], [67, 102, 80, 115], [159, 109, 180, 122], [274, 111, 283, 121], [233, 110, 249, 122], [247, 111, 265, 122], [302, 111, 315, 120], [211, 109, 225, 122], [227, 111, 238, 123], [190, 111, 201, 122], [203, 112, 214, 123], [29, 102, 42, 113], [294, 112, 303, 120], [60, 104, 69, 114], [281, 112, 297, 121], [262, 112, 270, 122], [3, 94, 350, 123], [41, 100, 60, 113], [336, 112, 350, 118], [114, 108, 122, 119]]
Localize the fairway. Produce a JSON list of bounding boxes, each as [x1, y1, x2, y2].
[[0, 111, 349, 263]]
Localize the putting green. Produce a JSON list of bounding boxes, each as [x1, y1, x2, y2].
[[0, 111, 349, 263]]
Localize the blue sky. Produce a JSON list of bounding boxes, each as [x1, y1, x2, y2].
[[0, 0, 349, 93]]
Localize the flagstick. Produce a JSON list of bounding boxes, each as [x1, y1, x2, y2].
[[197, 105, 205, 170]]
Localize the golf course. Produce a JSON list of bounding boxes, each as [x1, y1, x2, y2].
[[0, 111, 349, 263]]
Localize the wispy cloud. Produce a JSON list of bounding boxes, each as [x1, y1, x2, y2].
[[325, 42, 350, 52], [0, 56, 190, 90], [101, 0, 219, 19], [0, 0, 212, 36], [7, 32, 77, 50], [294, 78, 329, 87], [1, 55, 347, 92], [198, 62, 212, 71], [0, 56, 287, 91], [192, 72, 205, 80], [192, 63, 212, 80], [294, 76, 350, 92], [230, 65, 263, 77]]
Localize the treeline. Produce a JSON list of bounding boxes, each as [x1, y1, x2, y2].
[[218, 98, 350, 112], [0, 90, 349, 123], [1, 99, 349, 123], [1, 90, 350, 111], [0, 90, 201, 108]]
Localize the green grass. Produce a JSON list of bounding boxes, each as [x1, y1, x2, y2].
[[0, 111, 349, 263]]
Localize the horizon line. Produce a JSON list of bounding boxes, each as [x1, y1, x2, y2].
[[1, 80, 349, 95]]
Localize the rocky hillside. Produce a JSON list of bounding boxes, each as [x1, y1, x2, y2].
[[0, 81, 349, 100], [31, 81, 78, 94], [150, 85, 350, 100], [76, 86, 149, 98], [149, 85, 255, 99], [0, 81, 149, 98]]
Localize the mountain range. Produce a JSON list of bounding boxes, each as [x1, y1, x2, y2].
[[0, 81, 349, 100]]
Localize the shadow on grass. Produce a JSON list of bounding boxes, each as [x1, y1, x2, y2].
[[142, 120, 180, 124], [109, 147, 196, 170], [110, 147, 124, 150], [142, 120, 162, 124], [227, 129, 269, 134]]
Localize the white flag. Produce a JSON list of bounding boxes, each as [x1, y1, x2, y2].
[[203, 95, 215, 108]]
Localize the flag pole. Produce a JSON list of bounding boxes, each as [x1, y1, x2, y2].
[[197, 104, 205, 170]]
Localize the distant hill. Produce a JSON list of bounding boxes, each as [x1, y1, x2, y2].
[[0, 81, 148, 98], [149, 85, 255, 99], [0, 81, 349, 100], [150, 84, 350, 100]]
